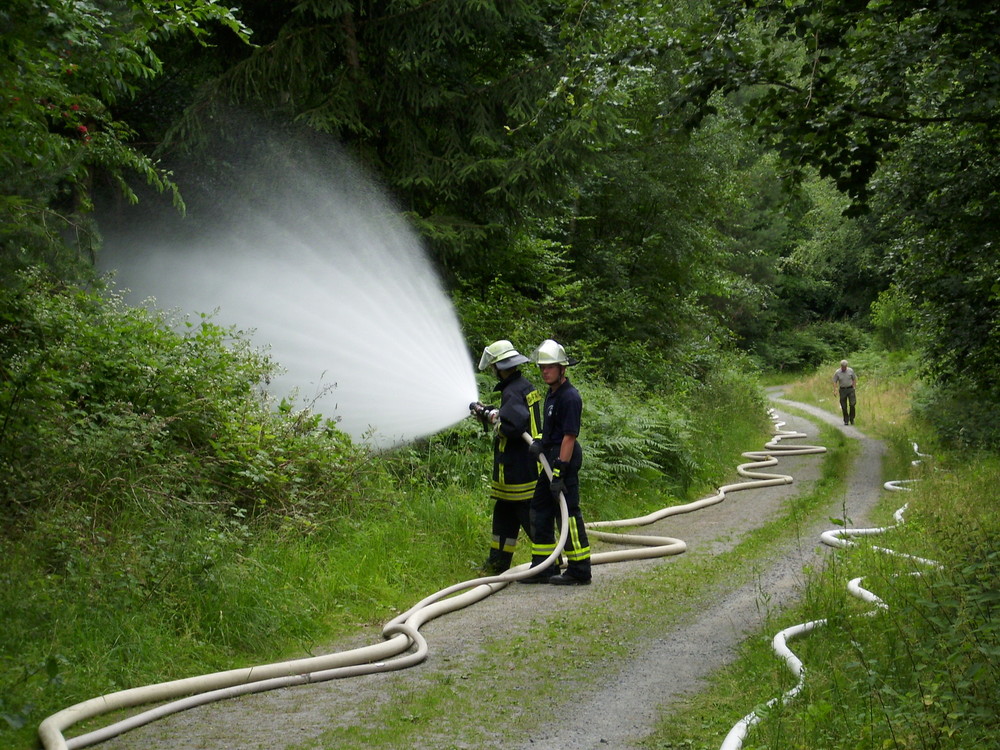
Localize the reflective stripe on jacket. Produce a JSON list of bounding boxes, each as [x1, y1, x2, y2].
[[491, 373, 542, 502]]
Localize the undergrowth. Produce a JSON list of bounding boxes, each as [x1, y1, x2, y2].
[[737, 460, 1000, 750], [0, 269, 768, 749], [644, 361, 1000, 750]]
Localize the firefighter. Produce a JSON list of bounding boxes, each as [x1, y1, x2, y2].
[[471, 340, 543, 574], [521, 339, 591, 585]]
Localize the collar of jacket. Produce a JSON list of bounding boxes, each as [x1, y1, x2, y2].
[[493, 370, 523, 393]]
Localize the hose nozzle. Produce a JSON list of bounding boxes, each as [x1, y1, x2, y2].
[[469, 401, 498, 432]]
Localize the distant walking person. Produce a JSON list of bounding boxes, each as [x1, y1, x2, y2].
[[521, 339, 591, 585], [833, 359, 857, 425], [471, 340, 542, 575]]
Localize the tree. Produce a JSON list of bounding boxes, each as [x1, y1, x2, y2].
[[163, 1, 622, 277], [875, 125, 1000, 412], [150, 0, 760, 388], [673, 0, 1000, 207], [673, 0, 1000, 439], [0, 0, 249, 278]]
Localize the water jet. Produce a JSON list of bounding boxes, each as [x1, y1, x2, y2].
[[100, 128, 476, 448]]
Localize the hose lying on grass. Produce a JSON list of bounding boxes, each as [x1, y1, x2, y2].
[[588, 410, 825, 560], [40, 413, 824, 750], [39, 437, 569, 750], [719, 444, 940, 750]]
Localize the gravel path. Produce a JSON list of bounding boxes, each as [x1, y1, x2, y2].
[[96, 395, 885, 750]]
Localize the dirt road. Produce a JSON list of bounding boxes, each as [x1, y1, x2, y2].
[[98, 396, 884, 750]]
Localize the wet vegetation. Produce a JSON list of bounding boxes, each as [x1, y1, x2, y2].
[[2, 1, 998, 748], [645, 370, 1000, 750]]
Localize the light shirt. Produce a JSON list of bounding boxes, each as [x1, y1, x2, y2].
[[833, 367, 856, 388]]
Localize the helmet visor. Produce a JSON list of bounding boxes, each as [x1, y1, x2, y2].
[[495, 353, 529, 370]]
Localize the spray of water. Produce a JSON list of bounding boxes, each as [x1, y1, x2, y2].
[[100, 127, 477, 448]]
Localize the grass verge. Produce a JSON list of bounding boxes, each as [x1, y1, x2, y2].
[[639, 370, 999, 750], [287, 420, 853, 749]]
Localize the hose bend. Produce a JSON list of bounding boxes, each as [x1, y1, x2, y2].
[[40, 433, 569, 750], [587, 410, 825, 562], [720, 443, 940, 750], [41, 415, 822, 750]]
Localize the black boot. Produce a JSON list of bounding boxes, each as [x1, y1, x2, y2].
[[517, 560, 558, 584], [481, 549, 513, 576]]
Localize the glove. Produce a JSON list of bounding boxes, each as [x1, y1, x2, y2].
[[528, 439, 543, 458], [549, 467, 566, 499]]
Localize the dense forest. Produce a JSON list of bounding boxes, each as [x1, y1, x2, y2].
[[2, 1, 998, 748], [4, 1, 998, 432]]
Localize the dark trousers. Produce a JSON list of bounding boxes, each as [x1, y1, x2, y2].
[[839, 386, 856, 423], [529, 467, 591, 581], [486, 499, 532, 572]]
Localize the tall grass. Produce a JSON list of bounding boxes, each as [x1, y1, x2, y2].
[[738, 459, 1000, 750], [780, 352, 916, 439], [0, 467, 495, 748], [1, 271, 771, 749], [643, 361, 1000, 750]]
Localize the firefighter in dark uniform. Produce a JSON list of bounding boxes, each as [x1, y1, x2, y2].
[[471, 340, 543, 574], [521, 339, 591, 585]]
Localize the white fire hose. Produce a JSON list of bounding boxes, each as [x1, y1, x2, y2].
[[39, 432, 568, 750], [720, 444, 940, 750], [40, 413, 824, 749], [588, 411, 825, 560]]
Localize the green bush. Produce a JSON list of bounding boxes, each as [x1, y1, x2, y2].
[[911, 379, 1000, 450], [0, 268, 374, 743], [754, 320, 871, 372], [0, 269, 365, 525], [808, 320, 872, 357], [870, 285, 916, 351], [0, 267, 776, 749], [576, 351, 768, 495], [580, 376, 696, 489]]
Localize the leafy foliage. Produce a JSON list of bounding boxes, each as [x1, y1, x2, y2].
[[0, 269, 363, 524], [674, 0, 1000, 442], [157, 0, 778, 385], [874, 126, 1000, 401], [756, 453, 1000, 750], [577, 353, 769, 494], [673, 0, 1000, 207], [752, 320, 871, 372], [0, 0, 250, 276], [869, 285, 916, 352], [911, 381, 1000, 451], [166, 1, 622, 271], [583, 378, 698, 490]]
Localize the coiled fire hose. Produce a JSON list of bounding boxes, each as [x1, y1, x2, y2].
[[587, 411, 825, 560], [720, 443, 941, 750], [40, 413, 824, 749], [38, 432, 569, 750]]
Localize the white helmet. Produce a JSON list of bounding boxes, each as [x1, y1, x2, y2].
[[478, 339, 529, 371], [531, 339, 578, 366]]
